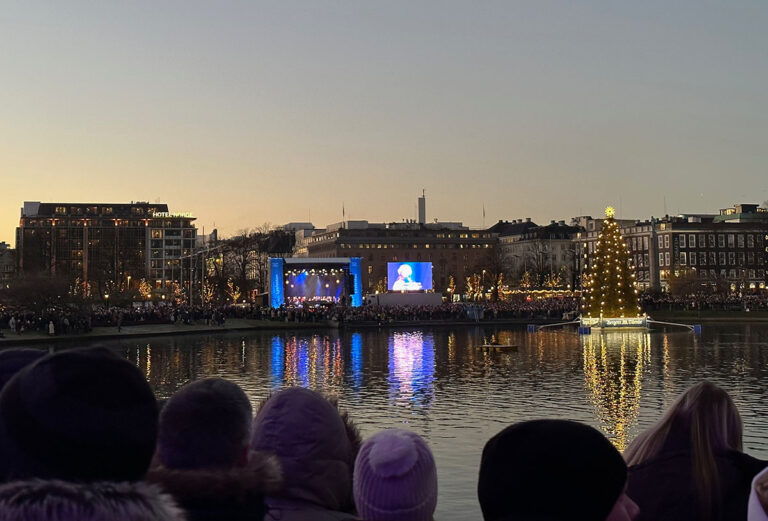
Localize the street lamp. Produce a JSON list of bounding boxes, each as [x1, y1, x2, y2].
[[104, 293, 110, 308]]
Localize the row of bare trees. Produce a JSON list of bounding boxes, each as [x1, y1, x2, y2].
[[198, 225, 294, 305]]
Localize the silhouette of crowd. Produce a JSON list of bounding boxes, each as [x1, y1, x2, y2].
[[0, 346, 766, 520]]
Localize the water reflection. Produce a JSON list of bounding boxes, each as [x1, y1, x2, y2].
[[582, 331, 651, 451], [89, 324, 768, 521], [388, 331, 435, 409]]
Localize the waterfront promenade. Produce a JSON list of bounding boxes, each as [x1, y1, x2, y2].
[[3, 310, 768, 347]]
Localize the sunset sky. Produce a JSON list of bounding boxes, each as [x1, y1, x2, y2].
[[2, 1, 767, 244]]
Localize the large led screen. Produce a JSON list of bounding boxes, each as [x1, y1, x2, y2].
[[387, 262, 433, 291]]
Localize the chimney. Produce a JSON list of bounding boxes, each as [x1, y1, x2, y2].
[[525, 217, 531, 223], [418, 190, 426, 225]]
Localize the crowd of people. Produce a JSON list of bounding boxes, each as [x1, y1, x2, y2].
[[640, 293, 768, 312], [0, 298, 583, 337], [3, 292, 768, 338], [0, 346, 766, 520]]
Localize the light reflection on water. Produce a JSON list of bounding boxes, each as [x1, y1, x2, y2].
[[62, 323, 768, 521]]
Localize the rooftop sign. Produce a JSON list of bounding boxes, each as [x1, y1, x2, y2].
[[152, 212, 194, 218]]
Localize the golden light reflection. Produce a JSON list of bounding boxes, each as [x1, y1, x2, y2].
[[582, 331, 651, 451]]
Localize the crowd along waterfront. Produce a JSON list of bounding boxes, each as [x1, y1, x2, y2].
[[34, 323, 768, 521]]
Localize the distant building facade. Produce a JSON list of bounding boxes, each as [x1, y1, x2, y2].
[[495, 219, 581, 288], [16, 201, 197, 292], [0, 242, 15, 288], [576, 204, 768, 292], [303, 220, 498, 292]]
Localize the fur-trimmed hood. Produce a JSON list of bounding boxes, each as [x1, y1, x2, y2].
[[0, 479, 185, 521], [147, 452, 282, 504]]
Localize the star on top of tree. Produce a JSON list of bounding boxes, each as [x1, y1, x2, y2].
[[605, 206, 616, 218]]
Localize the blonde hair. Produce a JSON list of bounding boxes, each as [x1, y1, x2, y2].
[[624, 381, 743, 520]]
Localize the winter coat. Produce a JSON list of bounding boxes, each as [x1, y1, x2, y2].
[[0, 479, 185, 521], [147, 453, 282, 521], [749, 467, 768, 521], [627, 449, 767, 521], [251, 388, 362, 521]]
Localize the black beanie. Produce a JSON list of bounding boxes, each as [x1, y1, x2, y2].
[[478, 420, 627, 521], [0, 348, 46, 391], [0, 347, 158, 482]]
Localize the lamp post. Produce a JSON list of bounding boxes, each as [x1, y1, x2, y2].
[[104, 293, 110, 308]]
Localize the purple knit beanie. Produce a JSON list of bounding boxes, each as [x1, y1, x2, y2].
[[354, 429, 437, 521]]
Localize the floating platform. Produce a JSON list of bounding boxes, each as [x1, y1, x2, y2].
[[580, 317, 648, 330]]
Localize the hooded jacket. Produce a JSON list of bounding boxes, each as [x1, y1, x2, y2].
[[627, 449, 767, 521], [0, 479, 185, 521], [250, 387, 361, 521], [147, 452, 282, 521], [749, 467, 768, 521]]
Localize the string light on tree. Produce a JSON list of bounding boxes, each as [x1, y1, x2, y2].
[[582, 206, 642, 318]]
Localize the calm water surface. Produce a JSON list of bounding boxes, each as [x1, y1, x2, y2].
[[64, 323, 768, 520]]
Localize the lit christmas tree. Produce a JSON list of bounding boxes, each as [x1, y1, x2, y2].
[[582, 206, 642, 318]]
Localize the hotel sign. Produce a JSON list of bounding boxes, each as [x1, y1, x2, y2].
[[152, 212, 194, 218]]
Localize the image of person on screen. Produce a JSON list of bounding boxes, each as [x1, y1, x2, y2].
[[392, 263, 422, 291]]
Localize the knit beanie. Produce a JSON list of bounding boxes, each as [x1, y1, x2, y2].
[[0, 348, 46, 391], [0, 347, 158, 482], [157, 377, 253, 470], [354, 429, 437, 521], [478, 420, 627, 521]]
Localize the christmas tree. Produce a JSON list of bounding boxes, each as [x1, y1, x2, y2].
[[583, 207, 641, 318]]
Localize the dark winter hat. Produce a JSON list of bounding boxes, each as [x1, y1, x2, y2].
[[354, 429, 437, 521], [478, 420, 627, 521], [0, 347, 158, 482], [157, 377, 253, 470], [0, 348, 46, 391]]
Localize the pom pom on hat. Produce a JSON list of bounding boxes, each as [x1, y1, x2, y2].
[[354, 429, 437, 521]]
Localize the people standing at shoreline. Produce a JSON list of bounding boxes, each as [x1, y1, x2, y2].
[[251, 387, 361, 521], [149, 377, 281, 521], [625, 381, 767, 521], [0, 347, 184, 520], [478, 419, 639, 521], [354, 429, 437, 521]]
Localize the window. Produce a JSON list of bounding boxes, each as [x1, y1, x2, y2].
[[659, 253, 664, 266], [738, 235, 745, 248], [658, 236, 663, 249], [719, 252, 726, 265], [718, 234, 725, 248], [690, 252, 696, 265], [709, 234, 715, 247], [699, 234, 705, 247], [738, 252, 745, 265], [709, 252, 716, 265], [70, 207, 83, 215], [632, 238, 637, 250], [151, 229, 162, 239], [643, 237, 648, 249], [680, 252, 687, 265], [665, 252, 670, 266], [748, 252, 755, 264], [664, 235, 670, 248], [103, 207, 113, 215], [689, 234, 696, 248], [728, 234, 735, 248], [55, 206, 67, 215], [728, 252, 735, 265], [680, 234, 686, 248], [749, 269, 756, 279], [748, 235, 755, 248], [700, 252, 706, 266], [644, 253, 649, 266]]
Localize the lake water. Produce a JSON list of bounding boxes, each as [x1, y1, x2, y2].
[[61, 323, 768, 520]]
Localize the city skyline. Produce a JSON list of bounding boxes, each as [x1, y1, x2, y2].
[[3, 1, 768, 244]]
